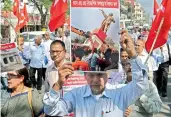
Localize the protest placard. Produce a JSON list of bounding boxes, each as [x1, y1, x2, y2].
[[71, 0, 120, 72]]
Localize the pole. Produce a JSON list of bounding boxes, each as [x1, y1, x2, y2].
[[17, 0, 21, 39], [144, 17, 164, 64], [62, 25, 64, 41], [131, 4, 133, 26]]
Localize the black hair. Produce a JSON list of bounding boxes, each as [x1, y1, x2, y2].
[[120, 48, 126, 53], [16, 67, 32, 88], [50, 40, 66, 50], [94, 48, 98, 53]]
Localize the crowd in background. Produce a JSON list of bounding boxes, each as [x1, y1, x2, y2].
[[72, 42, 119, 71], [1, 26, 171, 117]]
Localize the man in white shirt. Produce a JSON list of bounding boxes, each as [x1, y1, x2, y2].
[[45, 40, 68, 92], [155, 42, 170, 97], [135, 39, 157, 81], [42, 32, 53, 80]]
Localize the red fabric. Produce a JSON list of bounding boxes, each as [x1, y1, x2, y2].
[[93, 28, 107, 42], [14, 3, 28, 32], [145, 0, 171, 52], [72, 61, 90, 71], [154, 0, 159, 15], [48, 0, 68, 32], [13, 0, 19, 16]]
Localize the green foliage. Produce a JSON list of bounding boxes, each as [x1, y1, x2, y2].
[[40, 0, 52, 9], [2, 0, 12, 11]]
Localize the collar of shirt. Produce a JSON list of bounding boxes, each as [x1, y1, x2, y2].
[[49, 59, 68, 70], [139, 49, 147, 56], [50, 63, 58, 70], [83, 85, 110, 98], [33, 43, 43, 47], [44, 39, 52, 43]]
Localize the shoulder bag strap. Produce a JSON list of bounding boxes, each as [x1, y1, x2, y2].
[[28, 88, 34, 117]]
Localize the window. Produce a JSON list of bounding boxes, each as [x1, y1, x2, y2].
[[3, 58, 8, 64], [9, 56, 14, 62]]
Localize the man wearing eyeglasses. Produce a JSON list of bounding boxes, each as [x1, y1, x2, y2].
[[45, 40, 68, 92], [43, 31, 149, 117]]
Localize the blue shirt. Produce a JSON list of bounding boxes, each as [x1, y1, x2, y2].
[[18, 45, 30, 65], [29, 43, 45, 68], [43, 58, 149, 117]]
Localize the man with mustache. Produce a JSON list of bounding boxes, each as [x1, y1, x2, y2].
[[43, 31, 149, 117], [45, 40, 68, 92]]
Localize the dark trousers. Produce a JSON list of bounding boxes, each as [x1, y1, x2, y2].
[[91, 67, 96, 71], [29, 67, 43, 90], [153, 61, 169, 94], [42, 68, 47, 81]]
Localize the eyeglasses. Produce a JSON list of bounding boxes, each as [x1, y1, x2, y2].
[[135, 45, 140, 47], [50, 50, 64, 55], [121, 56, 128, 58]]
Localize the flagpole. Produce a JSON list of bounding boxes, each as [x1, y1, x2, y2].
[[62, 25, 64, 41], [145, 17, 164, 64], [18, 0, 20, 38]]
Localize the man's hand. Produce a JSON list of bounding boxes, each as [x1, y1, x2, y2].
[[53, 63, 74, 91], [120, 30, 136, 58]]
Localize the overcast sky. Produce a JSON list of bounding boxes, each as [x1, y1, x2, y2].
[[137, 0, 162, 18]]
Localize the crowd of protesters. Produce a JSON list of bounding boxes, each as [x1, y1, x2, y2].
[[1, 27, 171, 117], [71, 42, 119, 71]]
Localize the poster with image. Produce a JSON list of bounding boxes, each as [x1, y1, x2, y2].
[[71, 0, 120, 72], [0, 43, 24, 73]]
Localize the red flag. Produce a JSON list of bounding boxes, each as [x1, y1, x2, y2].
[[48, 0, 68, 32], [154, 0, 159, 15], [145, 0, 171, 52], [13, 0, 19, 16], [15, 3, 29, 32]]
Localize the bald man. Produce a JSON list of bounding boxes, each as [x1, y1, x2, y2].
[[29, 35, 45, 91], [135, 39, 157, 81]]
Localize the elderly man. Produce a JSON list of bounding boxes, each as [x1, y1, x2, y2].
[[135, 39, 157, 81], [43, 31, 149, 117], [29, 35, 44, 91]]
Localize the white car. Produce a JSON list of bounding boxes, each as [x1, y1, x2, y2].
[[15, 31, 56, 46]]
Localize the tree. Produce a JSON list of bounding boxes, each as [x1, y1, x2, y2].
[[30, 0, 70, 30], [29, 0, 52, 30], [2, 0, 12, 11]]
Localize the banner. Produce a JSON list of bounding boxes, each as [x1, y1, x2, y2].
[[71, 0, 120, 72], [0, 43, 24, 73]]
